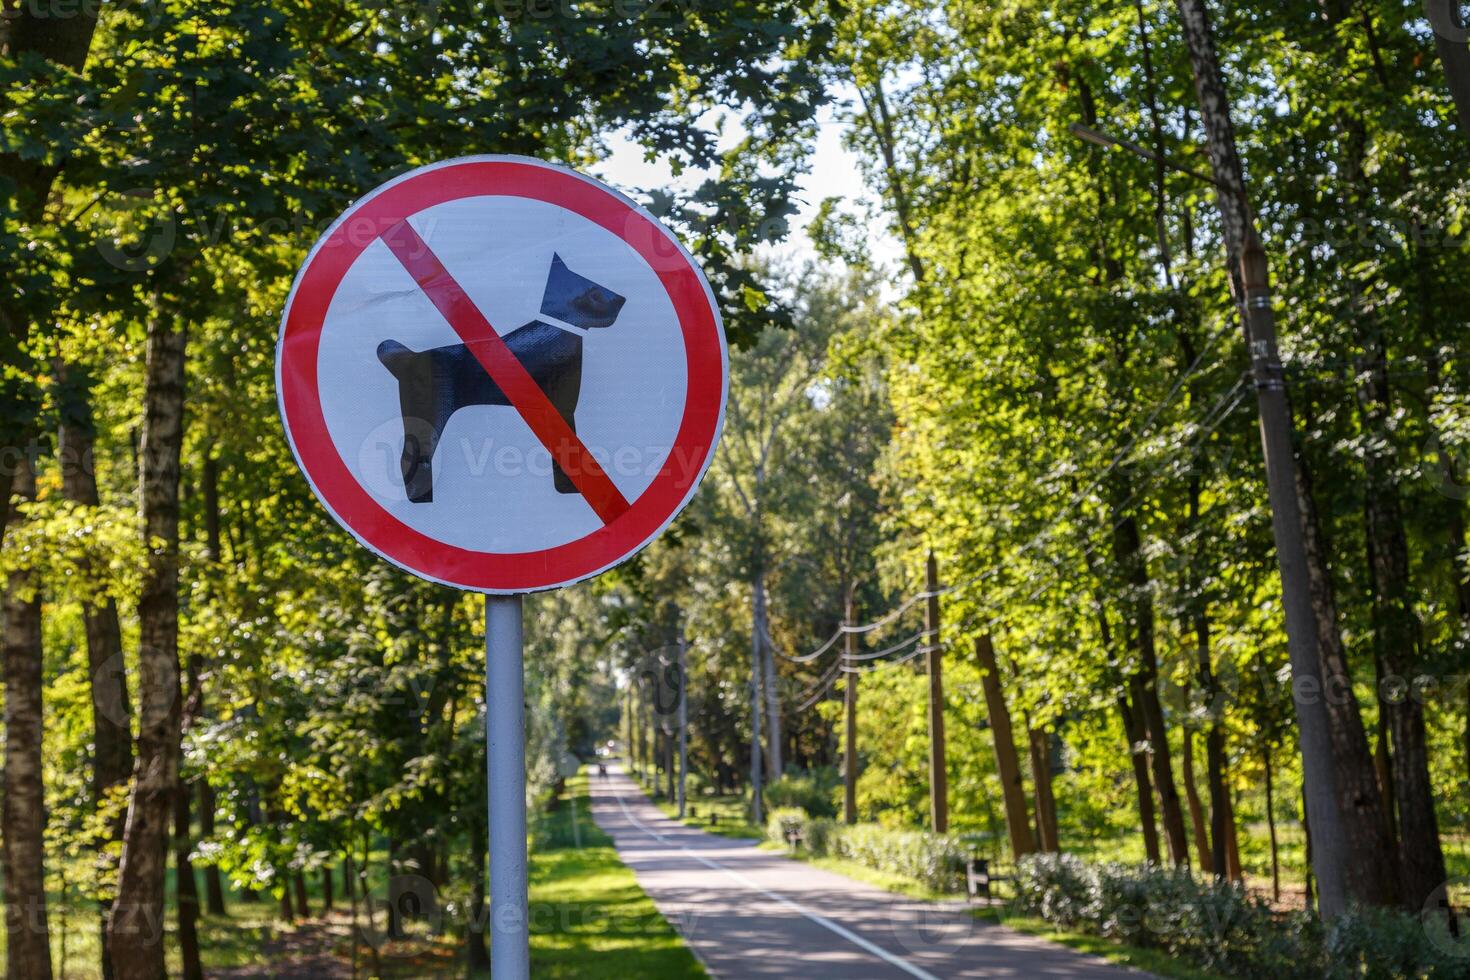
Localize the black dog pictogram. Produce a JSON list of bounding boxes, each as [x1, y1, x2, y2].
[[377, 253, 625, 503]]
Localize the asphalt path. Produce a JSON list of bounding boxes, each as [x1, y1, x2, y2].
[[588, 766, 1148, 980]]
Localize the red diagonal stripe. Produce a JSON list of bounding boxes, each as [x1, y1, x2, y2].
[[380, 219, 631, 525]]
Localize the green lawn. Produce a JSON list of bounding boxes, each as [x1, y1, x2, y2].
[[528, 771, 707, 978], [640, 780, 763, 840]]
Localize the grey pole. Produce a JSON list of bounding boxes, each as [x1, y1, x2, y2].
[[487, 594, 529, 978]]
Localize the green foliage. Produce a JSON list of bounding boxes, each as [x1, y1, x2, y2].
[[763, 767, 840, 817], [765, 807, 809, 844], [1013, 855, 1469, 980], [762, 809, 970, 892]]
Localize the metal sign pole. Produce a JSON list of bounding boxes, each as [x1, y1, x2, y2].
[[487, 594, 529, 979]]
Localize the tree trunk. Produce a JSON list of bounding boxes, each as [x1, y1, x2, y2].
[[1296, 453, 1402, 903], [175, 652, 203, 979], [1356, 337, 1446, 908], [57, 366, 133, 978], [924, 552, 948, 834], [468, 816, 490, 971], [748, 573, 765, 824], [975, 636, 1036, 859], [1112, 494, 1190, 867], [1027, 726, 1059, 852], [1371, 652, 1398, 845], [173, 782, 202, 980], [1223, 784, 1243, 883], [199, 781, 226, 916], [2, 457, 54, 980], [1119, 695, 1161, 865], [1431, 12, 1470, 135], [844, 600, 859, 826], [294, 872, 310, 920], [1173, 0, 1395, 914], [279, 886, 296, 923], [197, 455, 227, 916], [1181, 469, 1229, 881], [755, 570, 782, 782], [1265, 741, 1281, 902], [1181, 729, 1213, 874], [108, 290, 187, 980], [322, 867, 334, 913]]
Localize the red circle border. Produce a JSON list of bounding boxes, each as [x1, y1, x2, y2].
[[276, 158, 727, 593]]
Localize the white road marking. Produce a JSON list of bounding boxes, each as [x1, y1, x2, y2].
[[610, 783, 944, 980]]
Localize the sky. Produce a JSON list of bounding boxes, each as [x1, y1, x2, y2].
[[588, 91, 902, 273]]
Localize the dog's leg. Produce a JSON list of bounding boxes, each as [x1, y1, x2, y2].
[[546, 362, 583, 496], [552, 416, 579, 495], [399, 414, 442, 504]]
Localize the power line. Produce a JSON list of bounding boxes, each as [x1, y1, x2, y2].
[[772, 356, 1250, 663]]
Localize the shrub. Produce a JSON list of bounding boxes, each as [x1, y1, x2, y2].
[[766, 807, 808, 847], [764, 768, 840, 818], [829, 822, 969, 892], [1324, 905, 1468, 980], [1012, 855, 1469, 979], [804, 816, 837, 857]]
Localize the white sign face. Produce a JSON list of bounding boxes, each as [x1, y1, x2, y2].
[[277, 157, 727, 593]]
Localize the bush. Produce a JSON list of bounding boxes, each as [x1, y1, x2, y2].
[[766, 807, 808, 846], [764, 768, 840, 818], [762, 810, 970, 891], [829, 823, 970, 892], [1324, 905, 1468, 980], [804, 816, 837, 856], [1012, 854, 1468, 980]]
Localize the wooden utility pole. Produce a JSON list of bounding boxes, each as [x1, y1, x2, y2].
[[677, 631, 688, 819], [974, 635, 1035, 859], [843, 594, 859, 825], [1173, 0, 1359, 917], [924, 552, 948, 834]]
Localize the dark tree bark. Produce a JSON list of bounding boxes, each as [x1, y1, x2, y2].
[[1111, 490, 1190, 867], [174, 654, 203, 980], [108, 288, 187, 980], [0, 0, 104, 220], [1354, 338, 1447, 908], [2, 457, 53, 980], [173, 784, 202, 980], [197, 454, 227, 916], [1173, 0, 1398, 913], [975, 636, 1035, 859], [1223, 784, 1243, 883], [57, 365, 133, 978], [467, 816, 490, 971], [293, 873, 310, 920], [199, 780, 226, 916], [322, 866, 334, 912], [1027, 726, 1059, 853], [1181, 729, 1213, 875], [1294, 460, 1402, 903], [1265, 741, 1281, 902], [1429, 4, 1470, 135], [1120, 693, 1161, 865]]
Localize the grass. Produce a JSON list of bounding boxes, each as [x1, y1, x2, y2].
[[757, 842, 965, 902], [634, 773, 763, 840], [527, 771, 707, 978]]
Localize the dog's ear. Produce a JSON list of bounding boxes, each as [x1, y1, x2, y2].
[[541, 253, 626, 329], [377, 339, 416, 376]]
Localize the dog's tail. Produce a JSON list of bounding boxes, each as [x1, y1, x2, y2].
[[376, 339, 416, 377]]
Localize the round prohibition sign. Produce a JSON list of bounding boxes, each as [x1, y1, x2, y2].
[[276, 156, 728, 592]]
